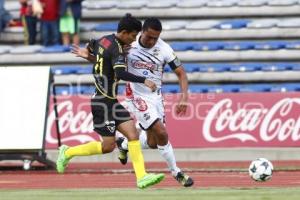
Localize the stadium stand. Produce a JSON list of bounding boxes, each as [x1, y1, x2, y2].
[[1, 0, 300, 94]]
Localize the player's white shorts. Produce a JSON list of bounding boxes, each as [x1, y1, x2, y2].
[[122, 91, 165, 130]]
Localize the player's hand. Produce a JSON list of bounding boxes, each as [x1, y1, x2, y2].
[[144, 79, 157, 92], [71, 44, 89, 59], [176, 94, 188, 116]]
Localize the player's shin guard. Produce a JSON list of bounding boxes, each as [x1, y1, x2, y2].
[[65, 141, 102, 159], [128, 140, 147, 180]]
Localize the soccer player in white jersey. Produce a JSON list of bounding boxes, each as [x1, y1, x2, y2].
[[116, 17, 193, 187]]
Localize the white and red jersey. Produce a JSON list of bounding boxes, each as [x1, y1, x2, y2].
[[126, 37, 176, 96]]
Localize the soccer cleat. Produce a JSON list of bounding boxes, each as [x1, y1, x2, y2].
[[137, 173, 165, 189], [56, 145, 70, 174], [174, 171, 194, 187], [116, 137, 128, 165]]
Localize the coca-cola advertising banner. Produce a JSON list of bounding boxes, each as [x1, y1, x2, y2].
[[46, 93, 300, 149]]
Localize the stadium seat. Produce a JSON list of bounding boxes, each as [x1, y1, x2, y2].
[[193, 41, 225, 51], [206, 0, 238, 7], [183, 63, 202, 72], [201, 63, 231, 72], [229, 63, 263, 72], [84, 1, 117, 9], [78, 85, 95, 95], [54, 86, 75, 95], [238, 84, 272, 92], [51, 66, 78, 75], [0, 45, 13, 54], [270, 83, 300, 92], [163, 21, 188, 30], [214, 19, 251, 29], [117, 1, 147, 9], [80, 23, 97, 31], [9, 45, 43, 54], [246, 19, 279, 29], [277, 18, 300, 28], [162, 84, 180, 93], [40, 45, 70, 53], [237, 0, 268, 7], [185, 20, 220, 30], [267, 0, 298, 6], [176, 0, 208, 8], [75, 66, 93, 74], [223, 41, 255, 50], [284, 41, 300, 50], [146, 1, 177, 8], [94, 22, 118, 31], [261, 63, 291, 71], [169, 42, 195, 51], [253, 41, 287, 50]]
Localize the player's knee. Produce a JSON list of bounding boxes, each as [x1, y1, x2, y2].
[[156, 131, 168, 144], [101, 141, 116, 153]]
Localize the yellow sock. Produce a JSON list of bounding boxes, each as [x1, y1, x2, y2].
[[65, 141, 102, 159], [128, 140, 147, 180]]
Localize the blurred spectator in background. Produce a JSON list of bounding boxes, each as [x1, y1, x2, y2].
[[59, 0, 83, 46], [40, 0, 59, 46], [0, 0, 17, 32], [19, 0, 38, 45]]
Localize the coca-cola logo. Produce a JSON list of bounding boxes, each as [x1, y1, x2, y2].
[[131, 60, 158, 71], [47, 100, 99, 144], [203, 98, 300, 143]]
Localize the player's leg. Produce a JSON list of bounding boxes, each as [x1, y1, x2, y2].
[[56, 96, 116, 173], [115, 103, 164, 189]]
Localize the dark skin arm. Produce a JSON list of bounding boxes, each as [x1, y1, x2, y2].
[[174, 66, 189, 116]]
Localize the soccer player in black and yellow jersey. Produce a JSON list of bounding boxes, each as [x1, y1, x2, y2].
[[56, 14, 164, 189]]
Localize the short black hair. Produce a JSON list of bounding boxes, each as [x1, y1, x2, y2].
[[142, 17, 162, 32], [117, 13, 142, 33]]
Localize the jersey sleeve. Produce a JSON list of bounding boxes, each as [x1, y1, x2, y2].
[[87, 39, 98, 56]]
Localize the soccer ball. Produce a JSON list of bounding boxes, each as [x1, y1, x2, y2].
[[248, 158, 273, 182]]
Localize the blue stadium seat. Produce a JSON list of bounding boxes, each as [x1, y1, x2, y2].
[[169, 42, 195, 51], [40, 45, 70, 53], [79, 86, 95, 95], [223, 41, 255, 50], [183, 63, 202, 72], [270, 83, 300, 92], [237, 0, 268, 7], [54, 86, 75, 95], [290, 63, 300, 71], [229, 63, 263, 72], [193, 41, 225, 51], [238, 84, 272, 92], [51, 66, 78, 75], [201, 63, 231, 72], [261, 63, 291, 71], [214, 19, 251, 29], [162, 85, 180, 93], [267, 0, 298, 6], [253, 41, 287, 50], [76, 66, 93, 74], [284, 41, 300, 50], [94, 22, 118, 31]]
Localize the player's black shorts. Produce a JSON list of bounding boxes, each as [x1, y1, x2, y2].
[[91, 93, 132, 137]]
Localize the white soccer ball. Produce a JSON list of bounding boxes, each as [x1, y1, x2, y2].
[[248, 158, 273, 182]]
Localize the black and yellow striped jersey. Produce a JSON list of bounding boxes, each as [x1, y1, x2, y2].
[[88, 34, 126, 99]]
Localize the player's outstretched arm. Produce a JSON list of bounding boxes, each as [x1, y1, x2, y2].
[[71, 44, 96, 63], [174, 66, 189, 116], [115, 67, 157, 92]]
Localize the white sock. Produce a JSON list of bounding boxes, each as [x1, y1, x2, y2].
[[139, 130, 150, 149], [117, 131, 149, 150], [157, 142, 181, 176]]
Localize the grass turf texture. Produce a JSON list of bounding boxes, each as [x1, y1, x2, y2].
[[1, 188, 300, 200]]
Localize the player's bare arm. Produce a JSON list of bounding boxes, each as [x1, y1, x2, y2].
[[71, 44, 96, 63], [174, 66, 189, 116]]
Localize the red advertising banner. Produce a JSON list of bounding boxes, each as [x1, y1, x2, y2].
[[46, 92, 300, 149]]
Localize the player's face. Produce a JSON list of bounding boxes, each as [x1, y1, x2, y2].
[[124, 31, 139, 45], [140, 28, 161, 48]]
